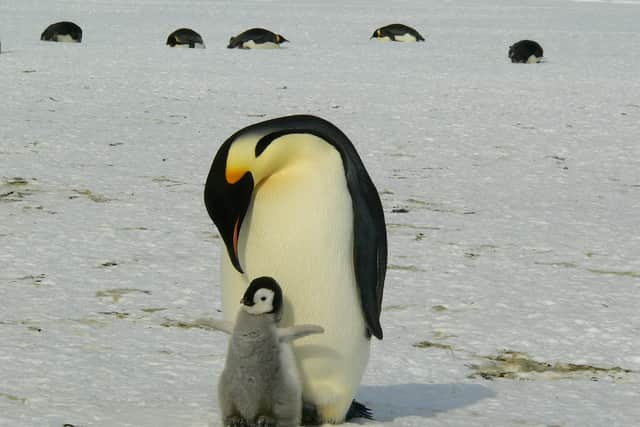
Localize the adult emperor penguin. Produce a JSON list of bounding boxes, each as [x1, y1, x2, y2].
[[218, 276, 324, 427], [508, 39, 544, 63], [166, 28, 205, 48], [204, 114, 387, 424], [41, 21, 83, 43], [371, 23, 425, 42], [227, 28, 288, 49]]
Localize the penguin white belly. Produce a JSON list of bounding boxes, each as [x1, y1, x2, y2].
[[221, 136, 370, 421], [243, 40, 279, 49], [54, 34, 77, 43], [527, 54, 542, 63], [173, 42, 205, 48], [374, 36, 392, 42], [394, 33, 417, 42]]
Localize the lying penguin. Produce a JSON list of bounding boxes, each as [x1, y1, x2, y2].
[[508, 39, 544, 63], [41, 21, 83, 43], [211, 277, 324, 427], [370, 23, 425, 42], [166, 28, 205, 48], [227, 28, 288, 49]]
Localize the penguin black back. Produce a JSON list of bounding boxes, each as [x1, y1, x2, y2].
[[371, 24, 425, 42], [227, 28, 288, 49], [166, 28, 204, 48], [509, 39, 543, 63], [41, 21, 83, 43]]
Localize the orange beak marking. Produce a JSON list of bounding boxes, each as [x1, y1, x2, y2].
[[226, 167, 246, 184]]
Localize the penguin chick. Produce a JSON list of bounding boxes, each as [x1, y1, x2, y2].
[[216, 277, 324, 427]]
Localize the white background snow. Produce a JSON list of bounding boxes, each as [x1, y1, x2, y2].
[[1, 0, 639, 426]]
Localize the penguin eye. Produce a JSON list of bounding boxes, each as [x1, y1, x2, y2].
[[260, 296, 267, 301]]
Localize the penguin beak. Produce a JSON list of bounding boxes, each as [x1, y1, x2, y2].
[[204, 144, 254, 274]]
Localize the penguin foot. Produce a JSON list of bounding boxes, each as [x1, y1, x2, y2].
[[255, 415, 276, 427], [301, 402, 320, 425], [345, 400, 373, 421], [301, 399, 372, 424], [225, 415, 248, 427]]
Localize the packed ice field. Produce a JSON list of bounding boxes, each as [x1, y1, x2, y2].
[[1, 0, 640, 426]]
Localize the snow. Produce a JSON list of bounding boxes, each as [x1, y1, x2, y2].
[[1, 0, 640, 426]]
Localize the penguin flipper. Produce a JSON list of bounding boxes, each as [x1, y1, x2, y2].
[[195, 318, 234, 334], [277, 324, 324, 343], [345, 400, 373, 420]]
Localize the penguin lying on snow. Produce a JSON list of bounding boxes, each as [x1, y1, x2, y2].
[[166, 28, 205, 48], [227, 28, 288, 49], [213, 277, 324, 427], [371, 23, 425, 42], [41, 21, 82, 43], [204, 114, 387, 423], [509, 39, 544, 63]]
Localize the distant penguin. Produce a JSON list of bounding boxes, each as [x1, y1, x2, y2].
[[166, 28, 205, 48], [41, 21, 82, 43], [217, 277, 324, 427], [227, 28, 288, 49], [204, 114, 387, 424], [371, 24, 425, 42], [509, 40, 544, 63]]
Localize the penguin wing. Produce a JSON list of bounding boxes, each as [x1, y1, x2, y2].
[[195, 318, 234, 334], [349, 159, 387, 340], [277, 324, 324, 342]]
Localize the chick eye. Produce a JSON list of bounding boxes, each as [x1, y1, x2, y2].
[[260, 296, 267, 301]]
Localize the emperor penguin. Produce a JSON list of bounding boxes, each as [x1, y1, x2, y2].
[[217, 276, 324, 427], [41, 21, 83, 43], [370, 24, 425, 42], [227, 28, 288, 49], [508, 39, 544, 63], [204, 114, 387, 423], [166, 28, 205, 48]]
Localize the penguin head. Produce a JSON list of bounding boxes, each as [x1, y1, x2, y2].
[[204, 115, 348, 273], [370, 29, 382, 39], [275, 34, 288, 44], [241, 276, 283, 316]]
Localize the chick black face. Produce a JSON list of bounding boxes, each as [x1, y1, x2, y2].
[[241, 276, 283, 315]]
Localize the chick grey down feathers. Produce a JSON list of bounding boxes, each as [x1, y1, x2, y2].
[[212, 312, 323, 426]]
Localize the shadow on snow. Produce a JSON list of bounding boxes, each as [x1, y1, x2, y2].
[[356, 383, 495, 422]]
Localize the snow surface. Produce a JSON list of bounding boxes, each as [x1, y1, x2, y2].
[[1, 0, 640, 426]]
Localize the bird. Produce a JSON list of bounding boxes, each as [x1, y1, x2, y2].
[[204, 114, 387, 424], [40, 21, 83, 43], [370, 24, 425, 42], [227, 28, 288, 49], [216, 276, 324, 427], [166, 28, 205, 48], [508, 40, 544, 63]]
